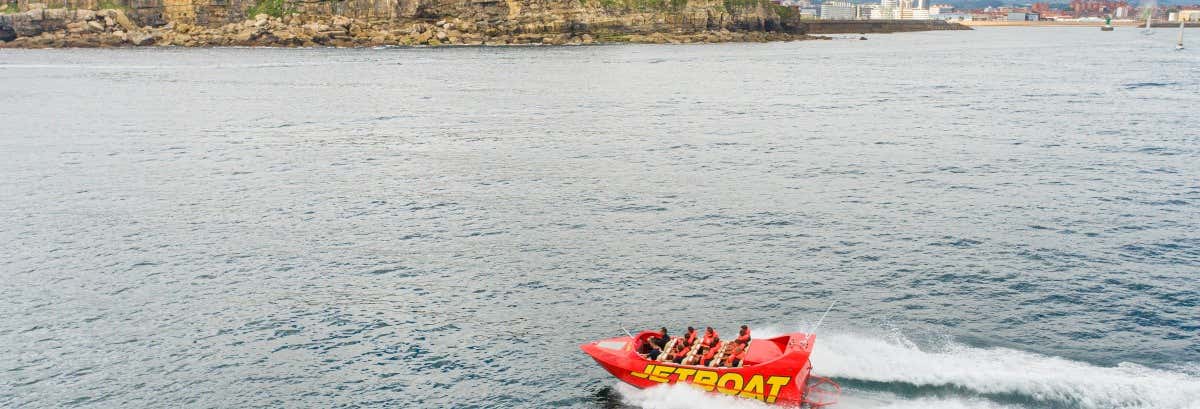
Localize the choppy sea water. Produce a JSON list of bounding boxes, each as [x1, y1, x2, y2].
[[1, 27, 1198, 408]]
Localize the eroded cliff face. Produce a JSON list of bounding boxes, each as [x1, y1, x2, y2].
[[0, 0, 801, 38], [0, 0, 962, 47]]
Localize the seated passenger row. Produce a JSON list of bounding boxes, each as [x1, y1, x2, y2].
[[638, 325, 751, 367]]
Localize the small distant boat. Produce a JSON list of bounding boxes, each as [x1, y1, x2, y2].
[[1178, 21, 1186, 50], [1102, 16, 1114, 31], [582, 330, 840, 407], [1142, 10, 1154, 35]]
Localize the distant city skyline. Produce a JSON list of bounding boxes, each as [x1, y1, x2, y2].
[[834, 0, 1198, 6]]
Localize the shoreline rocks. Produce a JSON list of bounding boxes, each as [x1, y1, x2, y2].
[[0, 11, 822, 48]]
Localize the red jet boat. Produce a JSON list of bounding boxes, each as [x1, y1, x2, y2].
[[581, 330, 840, 407]]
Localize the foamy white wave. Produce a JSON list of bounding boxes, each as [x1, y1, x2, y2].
[[614, 383, 772, 409], [864, 397, 1017, 409], [813, 331, 1200, 409], [614, 382, 1019, 409], [615, 327, 1200, 409]]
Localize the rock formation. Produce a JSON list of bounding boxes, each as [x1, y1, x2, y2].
[[0, 0, 965, 47]]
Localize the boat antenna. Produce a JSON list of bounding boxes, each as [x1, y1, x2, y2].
[[810, 301, 837, 335], [620, 324, 635, 339]]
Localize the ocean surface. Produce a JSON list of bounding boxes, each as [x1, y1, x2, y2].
[[1, 27, 1198, 409]]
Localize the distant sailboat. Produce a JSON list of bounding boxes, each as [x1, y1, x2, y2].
[[1142, 9, 1154, 35], [1178, 21, 1186, 50]]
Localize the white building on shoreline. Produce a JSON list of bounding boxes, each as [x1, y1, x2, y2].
[[815, 0, 934, 20], [820, 1, 857, 19]]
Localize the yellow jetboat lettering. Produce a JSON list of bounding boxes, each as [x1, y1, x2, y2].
[[630, 364, 654, 379], [691, 369, 718, 391], [738, 375, 765, 401], [673, 367, 697, 383], [650, 365, 675, 382], [764, 376, 791, 403], [629, 363, 791, 402], [716, 373, 743, 395]]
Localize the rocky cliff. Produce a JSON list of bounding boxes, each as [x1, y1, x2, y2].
[[0, 0, 964, 47]]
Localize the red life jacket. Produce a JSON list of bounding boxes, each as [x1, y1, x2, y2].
[[684, 331, 697, 346], [735, 328, 750, 344], [671, 344, 687, 359], [723, 344, 746, 366]]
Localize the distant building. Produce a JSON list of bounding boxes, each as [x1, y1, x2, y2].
[[873, 0, 899, 19], [932, 12, 972, 21], [1068, 0, 1130, 18], [1179, 9, 1200, 21], [778, 0, 813, 7], [820, 1, 857, 19], [1007, 12, 1040, 21], [929, 4, 954, 14], [901, 8, 932, 19], [857, 4, 876, 19]]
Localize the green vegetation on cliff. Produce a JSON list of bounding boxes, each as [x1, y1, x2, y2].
[[771, 3, 797, 19], [96, 0, 130, 11], [3, 2, 20, 13], [597, 0, 687, 12], [721, 0, 758, 8], [595, 0, 784, 13], [247, 0, 293, 18]]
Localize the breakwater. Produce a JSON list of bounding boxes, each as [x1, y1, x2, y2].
[[801, 19, 969, 34], [0, 0, 965, 47]]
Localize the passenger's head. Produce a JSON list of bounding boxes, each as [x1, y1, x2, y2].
[[741, 325, 748, 333], [687, 326, 695, 333], [705, 326, 714, 334], [660, 327, 668, 335]]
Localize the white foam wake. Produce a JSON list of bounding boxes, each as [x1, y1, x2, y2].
[[612, 328, 1200, 409], [812, 331, 1200, 409], [614, 382, 1020, 409], [614, 383, 772, 409]]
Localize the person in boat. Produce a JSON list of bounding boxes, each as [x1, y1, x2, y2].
[[682, 327, 698, 348], [638, 337, 663, 360], [667, 341, 689, 363], [653, 327, 670, 349], [638, 327, 669, 360], [683, 332, 713, 365], [722, 342, 747, 367], [734, 325, 751, 345], [700, 327, 719, 349], [700, 341, 722, 366]]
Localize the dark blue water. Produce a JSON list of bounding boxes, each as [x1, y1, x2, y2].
[[1, 27, 1198, 408]]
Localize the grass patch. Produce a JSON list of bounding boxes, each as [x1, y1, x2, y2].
[[96, 0, 129, 10], [637, 0, 668, 10], [772, 3, 797, 19], [246, 0, 293, 18], [1, 2, 18, 14], [597, 0, 687, 11], [722, 0, 760, 9]]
